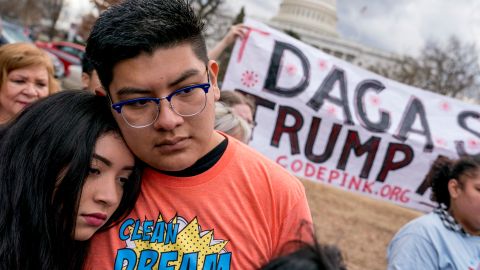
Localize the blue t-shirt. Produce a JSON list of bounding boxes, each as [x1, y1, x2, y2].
[[387, 212, 480, 270]]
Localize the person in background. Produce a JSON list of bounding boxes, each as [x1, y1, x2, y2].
[[0, 17, 7, 45], [0, 91, 142, 270], [261, 241, 347, 270], [81, 55, 104, 95], [0, 43, 59, 124], [208, 23, 246, 60], [215, 101, 251, 143], [219, 90, 256, 128], [387, 155, 480, 269], [84, 0, 313, 268]]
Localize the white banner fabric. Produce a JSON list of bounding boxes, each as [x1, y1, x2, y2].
[[222, 18, 480, 212]]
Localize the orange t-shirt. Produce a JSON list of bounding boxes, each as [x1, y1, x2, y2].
[[84, 134, 312, 270]]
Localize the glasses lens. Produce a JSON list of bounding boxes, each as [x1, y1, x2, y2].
[[171, 87, 207, 116], [121, 99, 159, 127]]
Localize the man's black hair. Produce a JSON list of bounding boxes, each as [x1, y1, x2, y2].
[[81, 55, 95, 75], [86, 0, 208, 93]]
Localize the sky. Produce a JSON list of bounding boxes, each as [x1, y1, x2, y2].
[[69, 0, 480, 57], [227, 0, 480, 56]]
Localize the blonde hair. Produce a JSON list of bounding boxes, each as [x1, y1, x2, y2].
[[0, 43, 60, 94], [219, 90, 255, 114], [215, 102, 252, 143]]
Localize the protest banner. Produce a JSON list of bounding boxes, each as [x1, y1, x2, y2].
[[222, 18, 480, 212]]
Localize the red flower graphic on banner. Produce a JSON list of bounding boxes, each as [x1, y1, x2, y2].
[[241, 70, 259, 88], [369, 96, 381, 106], [434, 137, 447, 147], [467, 138, 480, 149], [439, 101, 451, 112], [326, 105, 337, 116], [285, 63, 297, 76], [318, 59, 328, 71]]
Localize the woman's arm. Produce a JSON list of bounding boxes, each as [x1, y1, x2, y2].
[[208, 24, 247, 60]]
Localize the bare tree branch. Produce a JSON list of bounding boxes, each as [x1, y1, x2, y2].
[[90, 0, 123, 12], [190, 0, 224, 24], [369, 36, 480, 99], [78, 13, 97, 41], [43, 0, 65, 40], [0, 0, 43, 25]]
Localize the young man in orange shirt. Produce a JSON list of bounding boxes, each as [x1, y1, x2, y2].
[[84, 0, 313, 269]]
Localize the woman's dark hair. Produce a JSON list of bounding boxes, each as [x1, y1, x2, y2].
[[261, 220, 347, 270], [260, 241, 347, 270], [426, 155, 480, 208], [0, 90, 142, 270]]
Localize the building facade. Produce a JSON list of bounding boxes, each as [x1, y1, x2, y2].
[[269, 0, 398, 68]]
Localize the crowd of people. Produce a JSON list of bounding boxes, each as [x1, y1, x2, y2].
[[0, 0, 478, 269]]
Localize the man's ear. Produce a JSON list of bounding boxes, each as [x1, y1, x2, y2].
[[448, 178, 461, 199], [208, 60, 220, 101], [81, 72, 90, 89]]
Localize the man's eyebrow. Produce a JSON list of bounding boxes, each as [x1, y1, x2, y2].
[[116, 87, 152, 98], [168, 68, 201, 87], [114, 68, 203, 97]]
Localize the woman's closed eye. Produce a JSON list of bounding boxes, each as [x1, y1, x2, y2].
[[118, 176, 130, 186], [89, 167, 101, 175]]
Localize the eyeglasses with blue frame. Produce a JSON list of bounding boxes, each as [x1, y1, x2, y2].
[[111, 67, 211, 128]]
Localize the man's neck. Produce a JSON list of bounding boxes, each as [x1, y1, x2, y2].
[[158, 137, 228, 177]]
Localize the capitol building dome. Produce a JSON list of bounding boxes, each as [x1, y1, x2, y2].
[[269, 0, 397, 68], [271, 0, 338, 38]]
